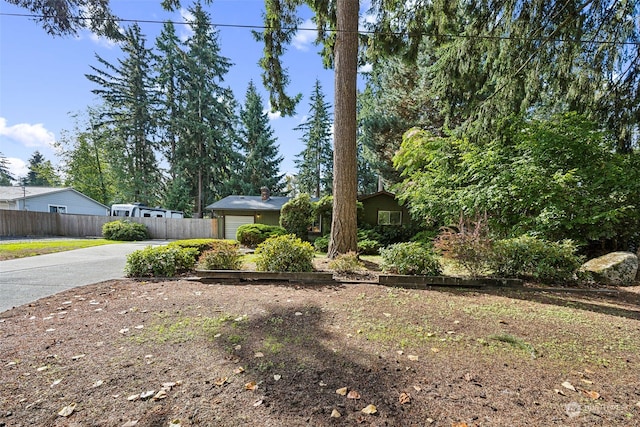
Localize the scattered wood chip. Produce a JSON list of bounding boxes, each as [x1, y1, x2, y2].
[[121, 421, 138, 427], [431, 347, 440, 353], [214, 377, 228, 386], [245, 381, 258, 391], [561, 381, 576, 392], [71, 354, 85, 361], [168, 420, 181, 427], [254, 352, 264, 358], [407, 355, 419, 361], [253, 399, 263, 407], [580, 379, 593, 385], [330, 409, 342, 418], [273, 374, 281, 381], [413, 385, 422, 392], [127, 394, 139, 401], [347, 390, 361, 400], [92, 380, 104, 388], [554, 388, 566, 396], [234, 367, 245, 374], [582, 390, 600, 400], [37, 366, 48, 372], [399, 392, 411, 404], [153, 389, 167, 400], [51, 379, 62, 387], [361, 404, 377, 415], [139, 390, 155, 400], [58, 403, 77, 417], [336, 387, 348, 396]]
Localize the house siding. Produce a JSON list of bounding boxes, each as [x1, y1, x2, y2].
[[24, 190, 108, 215], [360, 193, 411, 227]]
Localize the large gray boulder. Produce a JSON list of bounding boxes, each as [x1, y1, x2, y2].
[[580, 251, 638, 286]]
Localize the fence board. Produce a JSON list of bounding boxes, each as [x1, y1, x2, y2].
[[0, 210, 219, 240]]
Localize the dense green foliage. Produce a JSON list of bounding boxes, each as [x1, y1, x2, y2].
[[124, 245, 197, 277], [313, 236, 329, 253], [197, 241, 243, 270], [255, 234, 315, 272], [280, 193, 313, 240], [21, 151, 60, 187], [294, 80, 333, 197], [0, 152, 13, 185], [434, 216, 493, 277], [380, 242, 442, 276], [489, 236, 583, 283], [236, 223, 286, 247], [394, 114, 640, 250], [235, 81, 284, 195], [102, 220, 148, 241], [168, 239, 238, 256], [357, 239, 381, 256]]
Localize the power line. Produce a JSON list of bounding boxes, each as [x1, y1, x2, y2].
[[1, 11, 638, 47]]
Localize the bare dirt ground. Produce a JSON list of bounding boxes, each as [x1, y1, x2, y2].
[[1, 273, 639, 427]]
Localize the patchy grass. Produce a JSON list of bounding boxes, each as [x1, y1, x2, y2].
[[0, 239, 116, 260]]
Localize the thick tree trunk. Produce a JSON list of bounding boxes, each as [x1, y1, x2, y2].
[[327, 0, 359, 258]]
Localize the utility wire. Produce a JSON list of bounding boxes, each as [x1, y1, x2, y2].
[[1, 11, 638, 46]]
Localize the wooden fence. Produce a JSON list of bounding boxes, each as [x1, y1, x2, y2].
[[0, 210, 219, 240]]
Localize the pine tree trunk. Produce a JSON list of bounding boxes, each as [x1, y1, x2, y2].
[[327, 0, 359, 258]]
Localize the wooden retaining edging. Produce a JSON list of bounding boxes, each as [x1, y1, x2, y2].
[[196, 270, 335, 284], [378, 275, 523, 288]]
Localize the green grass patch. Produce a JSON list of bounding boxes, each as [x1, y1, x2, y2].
[[0, 239, 117, 260], [133, 313, 242, 344]]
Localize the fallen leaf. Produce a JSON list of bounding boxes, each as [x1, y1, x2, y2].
[[580, 379, 593, 385], [273, 374, 281, 381], [554, 389, 566, 396], [92, 380, 104, 388], [58, 403, 77, 417], [254, 352, 264, 358], [452, 423, 468, 427], [119, 328, 129, 334], [162, 381, 177, 389], [214, 377, 228, 386], [407, 355, 419, 361], [361, 404, 377, 415], [134, 325, 144, 329], [582, 390, 600, 400], [140, 390, 155, 400], [336, 387, 348, 396], [121, 421, 138, 427], [253, 399, 263, 407], [51, 379, 62, 387], [399, 392, 411, 404], [347, 390, 361, 399], [295, 312, 303, 316], [127, 394, 139, 401], [431, 347, 440, 353], [397, 350, 404, 355], [561, 381, 576, 392], [383, 313, 391, 317], [168, 420, 181, 427], [330, 409, 342, 418], [234, 345, 242, 351], [37, 366, 48, 372], [245, 381, 258, 391], [413, 385, 422, 392], [71, 354, 85, 361], [153, 389, 167, 400], [234, 367, 245, 374]]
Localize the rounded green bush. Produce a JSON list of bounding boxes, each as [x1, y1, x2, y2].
[[380, 242, 442, 275], [357, 239, 381, 255], [489, 235, 583, 282], [169, 239, 239, 256], [329, 251, 365, 274], [313, 235, 330, 252], [236, 223, 286, 247], [198, 241, 242, 270], [102, 220, 148, 241], [255, 234, 315, 272], [125, 245, 198, 277]]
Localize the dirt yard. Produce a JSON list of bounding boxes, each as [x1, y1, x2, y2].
[[1, 276, 639, 426]]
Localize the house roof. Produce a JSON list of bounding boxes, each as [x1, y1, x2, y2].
[[206, 196, 292, 212], [0, 186, 109, 209], [358, 190, 397, 202]]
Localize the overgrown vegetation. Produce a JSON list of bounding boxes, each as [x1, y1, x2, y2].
[[255, 234, 315, 272], [198, 241, 243, 270], [380, 242, 442, 276], [125, 245, 197, 277], [434, 215, 493, 277], [328, 251, 365, 274], [168, 239, 238, 256], [236, 223, 286, 247], [102, 220, 148, 241], [279, 193, 313, 240]]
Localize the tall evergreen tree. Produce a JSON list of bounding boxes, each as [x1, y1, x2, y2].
[[294, 79, 333, 197], [22, 151, 60, 186], [173, 2, 238, 217], [86, 23, 161, 205], [236, 81, 284, 195], [0, 152, 15, 185]]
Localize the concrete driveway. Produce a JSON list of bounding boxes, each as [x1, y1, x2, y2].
[[0, 241, 169, 313]]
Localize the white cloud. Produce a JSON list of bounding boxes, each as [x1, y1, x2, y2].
[[293, 19, 316, 51], [179, 8, 195, 42], [264, 102, 282, 120], [358, 63, 373, 74], [88, 32, 119, 49], [6, 157, 28, 181], [0, 118, 56, 149]]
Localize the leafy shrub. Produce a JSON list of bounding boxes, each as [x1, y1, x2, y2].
[[313, 235, 330, 252], [359, 224, 421, 246], [380, 242, 442, 275], [255, 234, 315, 272], [169, 239, 238, 256], [125, 245, 197, 277], [357, 239, 380, 255], [329, 251, 365, 274], [198, 241, 242, 270], [434, 215, 493, 277], [102, 220, 148, 241], [410, 229, 438, 246], [280, 194, 313, 239], [489, 235, 583, 282], [236, 223, 286, 247]]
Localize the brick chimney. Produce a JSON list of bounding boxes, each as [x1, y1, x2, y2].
[[260, 187, 271, 201]]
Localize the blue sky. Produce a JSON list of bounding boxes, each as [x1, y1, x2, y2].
[[0, 0, 370, 183]]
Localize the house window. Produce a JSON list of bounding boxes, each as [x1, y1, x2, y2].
[[49, 205, 67, 214], [378, 210, 401, 225]]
